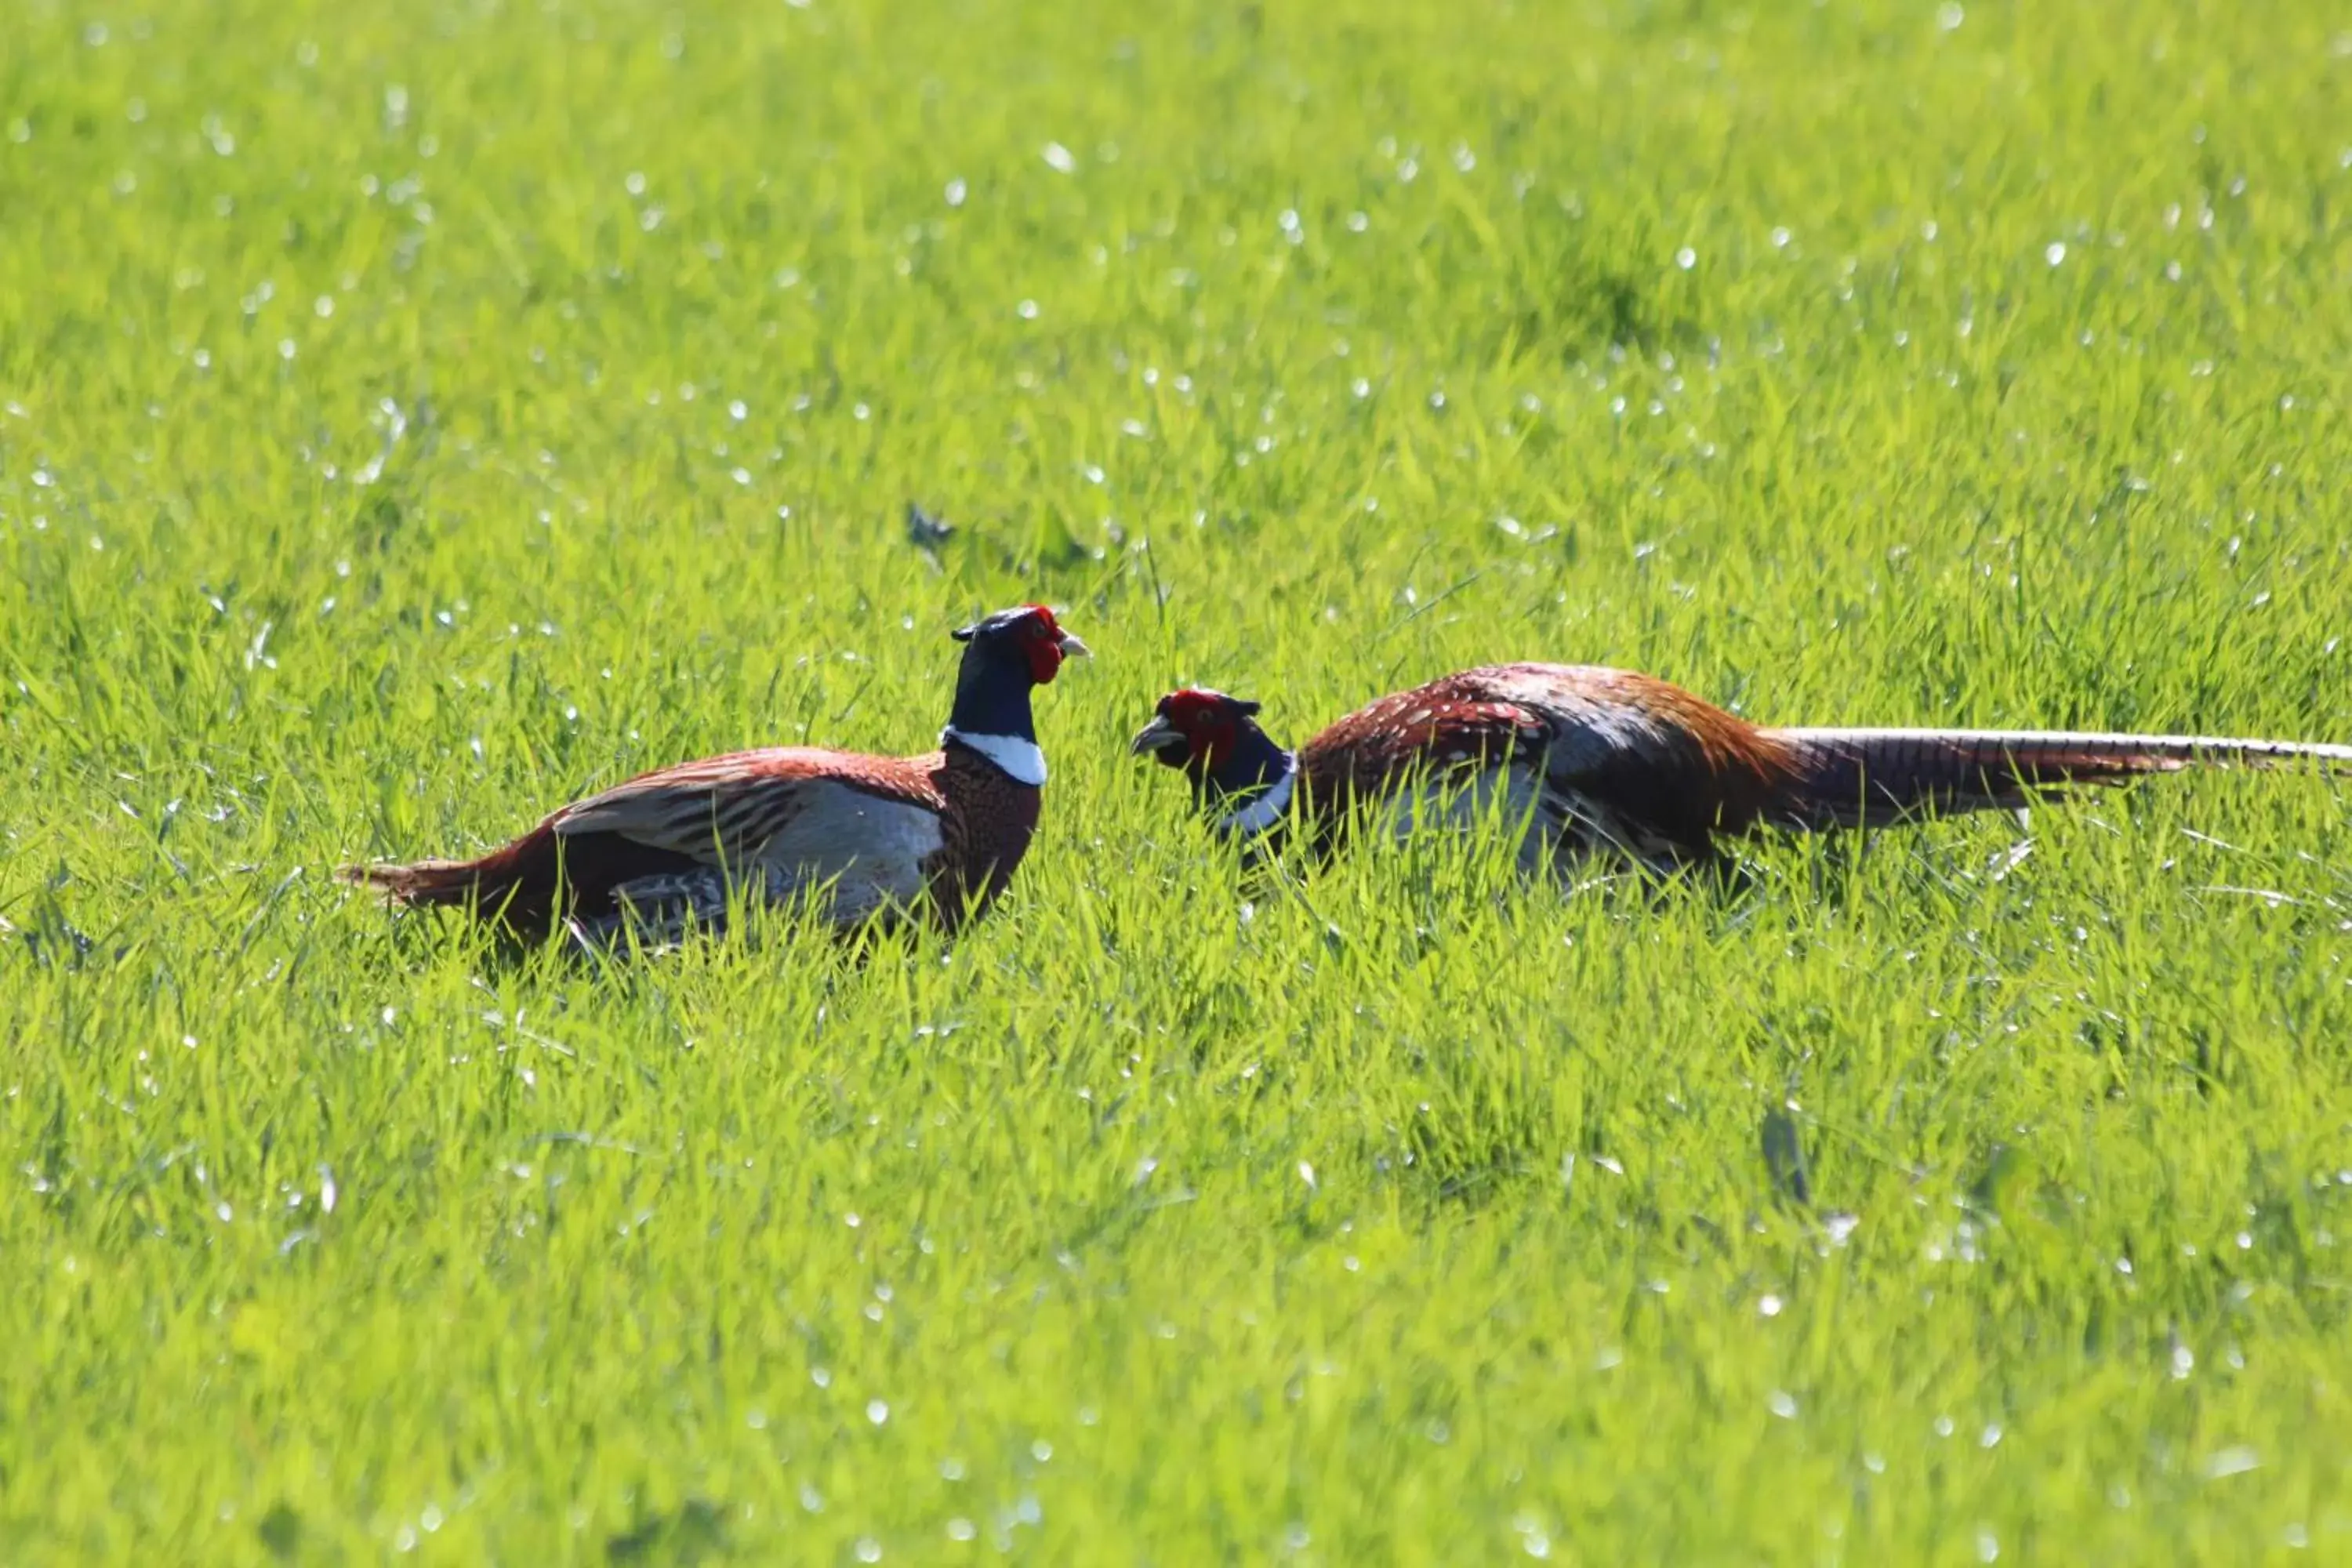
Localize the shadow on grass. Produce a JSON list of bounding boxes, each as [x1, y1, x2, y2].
[[607, 1498, 729, 1565]]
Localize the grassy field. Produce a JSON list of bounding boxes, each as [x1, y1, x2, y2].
[[6, 0, 2352, 1558]]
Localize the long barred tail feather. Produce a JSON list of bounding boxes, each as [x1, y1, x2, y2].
[[338, 855, 509, 907], [336, 821, 572, 929], [338, 821, 712, 935], [1762, 728, 2352, 831]]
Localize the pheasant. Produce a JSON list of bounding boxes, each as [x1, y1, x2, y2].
[[345, 604, 1088, 943], [1131, 665, 2350, 876]]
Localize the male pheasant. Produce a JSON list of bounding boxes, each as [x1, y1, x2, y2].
[[346, 604, 1088, 942], [1131, 664, 2350, 875]]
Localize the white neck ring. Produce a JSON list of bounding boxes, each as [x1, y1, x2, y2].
[[942, 726, 1047, 786], [1216, 754, 1296, 838]]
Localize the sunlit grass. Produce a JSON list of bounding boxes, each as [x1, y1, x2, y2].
[[5, 0, 2352, 1558]]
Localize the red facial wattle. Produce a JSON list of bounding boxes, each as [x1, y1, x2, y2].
[[1019, 606, 1066, 684], [1160, 694, 1236, 770]]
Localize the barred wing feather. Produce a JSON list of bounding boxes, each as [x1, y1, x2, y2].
[[553, 748, 944, 866]]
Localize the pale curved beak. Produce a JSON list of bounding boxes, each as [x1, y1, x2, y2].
[[1129, 713, 1185, 757], [1058, 631, 1092, 659]]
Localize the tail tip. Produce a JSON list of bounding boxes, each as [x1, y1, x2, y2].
[[339, 859, 435, 902]]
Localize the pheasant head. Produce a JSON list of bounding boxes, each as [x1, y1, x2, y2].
[[1131, 687, 1297, 837], [951, 602, 1089, 685]]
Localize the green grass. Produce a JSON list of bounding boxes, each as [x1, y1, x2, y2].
[[6, 0, 2352, 1558]]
